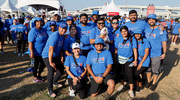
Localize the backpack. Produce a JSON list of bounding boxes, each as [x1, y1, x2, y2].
[[17, 32, 23, 40]]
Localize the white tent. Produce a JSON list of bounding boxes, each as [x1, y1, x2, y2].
[[99, 0, 128, 16], [15, 4, 27, 12], [18, 0, 62, 11], [27, 6, 36, 14], [0, 0, 18, 13]]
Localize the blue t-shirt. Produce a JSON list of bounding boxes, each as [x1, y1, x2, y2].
[[137, 38, 150, 67], [0, 21, 5, 35], [105, 21, 112, 28], [10, 25, 17, 40], [16, 24, 28, 40], [115, 37, 137, 62], [28, 28, 48, 56], [5, 19, 13, 29], [88, 21, 97, 28], [166, 21, 171, 29], [108, 27, 122, 53], [64, 55, 87, 78], [86, 49, 113, 78], [125, 20, 148, 36], [76, 23, 93, 50], [47, 30, 54, 36], [172, 22, 180, 34], [63, 34, 76, 54], [90, 27, 113, 50], [144, 27, 167, 57], [42, 31, 64, 58]]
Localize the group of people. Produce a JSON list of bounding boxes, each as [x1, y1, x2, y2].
[[1, 9, 179, 99]]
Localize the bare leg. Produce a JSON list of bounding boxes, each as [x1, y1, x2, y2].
[[107, 79, 115, 95], [146, 72, 151, 83]]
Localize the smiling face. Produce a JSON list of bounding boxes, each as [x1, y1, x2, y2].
[[121, 29, 128, 38], [72, 48, 80, 56], [97, 20, 105, 30], [67, 20, 73, 25], [58, 27, 67, 36], [70, 26, 77, 36], [134, 34, 141, 40], [95, 43, 104, 51], [129, 13, 137, 22], [80, 16, 88, 25], [35, 20, 43, 28], [148, 18, 156, 27], [112, 19, 119, 29]]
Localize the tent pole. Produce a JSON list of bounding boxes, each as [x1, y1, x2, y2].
[[46, 8, 48, 18]]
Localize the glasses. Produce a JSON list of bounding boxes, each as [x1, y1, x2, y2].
[[81, 18, 87, 20], [112, 22, 119, 24], [70, 29, 76, 30], [98, 23, 105, 25]]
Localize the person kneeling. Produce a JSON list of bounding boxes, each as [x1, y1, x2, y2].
[[87, 38, 115, 100], [64, 43, 87, 99]]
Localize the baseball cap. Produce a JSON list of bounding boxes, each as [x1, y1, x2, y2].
[[67, 16, 73, 21], [54, 11, 60, 16], [94, 38, 104, 44], [58, 22, 68, 28], [92, 10, 99, 16], [133, 29, 142, 35], [146, 14, 158, 22], [50, 21, 56, 26], [72, 43, 80, 49]]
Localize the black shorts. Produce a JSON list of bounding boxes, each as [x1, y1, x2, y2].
[[172, 34, 179, 36], [0, 33, 2, 41], [90, 74, 114, 94]]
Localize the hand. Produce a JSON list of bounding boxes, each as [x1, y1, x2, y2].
[[50, 62, 56, 69], [94, 77, 103, 84], [61, 57, 64, 63], [161, 54, 166, 59], [132, 60, 137, 67], [137, 63, 142, 70], [30, 53, 34, 58], [73, 77, 80, 85], [99, 34, 104, 38]]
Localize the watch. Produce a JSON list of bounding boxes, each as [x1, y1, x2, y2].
[[102, 76, 105, 80]]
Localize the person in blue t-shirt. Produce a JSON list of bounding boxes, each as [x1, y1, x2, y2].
[[65, 16, 74, 34], [88, 10, 99, 28], [28, 17, 48, 83], [0, 17, 5, 54], [64, 43, 87, 99], [76, 13, 93, 56], [105, 16, 112, 28], [5, 15, 13, 44], [87, 38, 115, 99], [10, 19, 18, 54], [171, 18, 180, 45], [115, 26, 138, 97], [144, 14, 167, 91], [133, 29, 150, 91], [125, 10, 149, 36], [63, 24, 77, 56], [15, 18, 28, 57], [47, 21, 57, 36], [42, 22, 67, 98]]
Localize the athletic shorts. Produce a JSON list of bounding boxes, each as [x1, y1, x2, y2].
[[147, 56, 161, 75], [172, 33, 179, 36], [90, 74, 114, 94], [0, 33, 2, 41]]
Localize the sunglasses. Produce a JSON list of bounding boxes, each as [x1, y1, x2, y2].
[[98, 23, 105, 25], [112, 22, 119, 24]]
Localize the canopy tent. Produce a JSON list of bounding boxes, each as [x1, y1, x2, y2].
[[0, 0, 18, 13], [17, 0, 62, 11], [99, 0, 128, 16], [26, 6, 36, 14], [15, 4, 27, 12]]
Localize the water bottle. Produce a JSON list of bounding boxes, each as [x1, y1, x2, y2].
[[129, 63, 134, 67], [30, 58, 34, 67], [160, 26, 163, 35]]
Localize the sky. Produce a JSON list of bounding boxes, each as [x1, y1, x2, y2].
[[0, 0, 180, 11]]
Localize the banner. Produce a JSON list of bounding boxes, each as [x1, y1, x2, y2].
[[146, 5, 155, 17], [108, 12, 119, 16]]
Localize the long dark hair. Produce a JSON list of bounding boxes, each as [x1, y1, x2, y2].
[[120, 26, 132, 45], [134, 34, 144, 44], [69, 24, 80, 43]]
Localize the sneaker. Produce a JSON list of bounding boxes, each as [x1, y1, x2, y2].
[[48, 91, 56, 98], [69, 87, 75, 97], [22, 54, 25, 57], [14, 51, 17, 54], [117, 85, 125, 91], [66, 79, 69, 85], [150, 84, 157, 91], [38, 77, 45, 82], [128, 90, 134, 97], [145, 82, 151, 88], [135, 86, 143, 92], [18, 53, 21, 57], [53, 83, 63, 88], [33, 78, 42, 83]]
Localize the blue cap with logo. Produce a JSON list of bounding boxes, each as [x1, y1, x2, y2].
[[58, 22, 68, 28], [67, 16, 73, 21], [25, 15, 30, 18], [50, 21, 56, 26], [146, 14, 158, 22], [94, 38, 104, 44], [92, 10, 99, 16], [34, 17, 43, 22], [133, 29, 142, 35]]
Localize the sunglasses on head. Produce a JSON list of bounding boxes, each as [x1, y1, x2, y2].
[[112, 22, 119, 24], [98, 23, 105, 25]]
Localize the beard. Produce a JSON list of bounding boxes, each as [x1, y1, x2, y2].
[[81, 21, 87, 25]]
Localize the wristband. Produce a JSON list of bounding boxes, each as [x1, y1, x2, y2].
[[102, 76, 105, 80], [163, 53, 167, 55], [79, 76, 82, 78]]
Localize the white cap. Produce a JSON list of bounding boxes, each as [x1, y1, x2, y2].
[[54, 11, 60, 16], [72, 43, 80, 49]]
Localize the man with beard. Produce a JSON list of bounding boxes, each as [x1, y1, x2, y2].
[[125, 10, 148, 36], [76, 13, 93, 56], [89, 10, 99, 28], [144, 14, 167, 91], [90, 18, 113, 50]]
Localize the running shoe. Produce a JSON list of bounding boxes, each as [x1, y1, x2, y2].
[[69, 87, 75, 97], [33, 78, 42, 83], [128, 90, 134, 97], [117, 85, 125, 91], [135, 86, 143, 92], [145, 82, 151, 88], [150, 84, 157, 91], [53, 83, 63, 88]]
